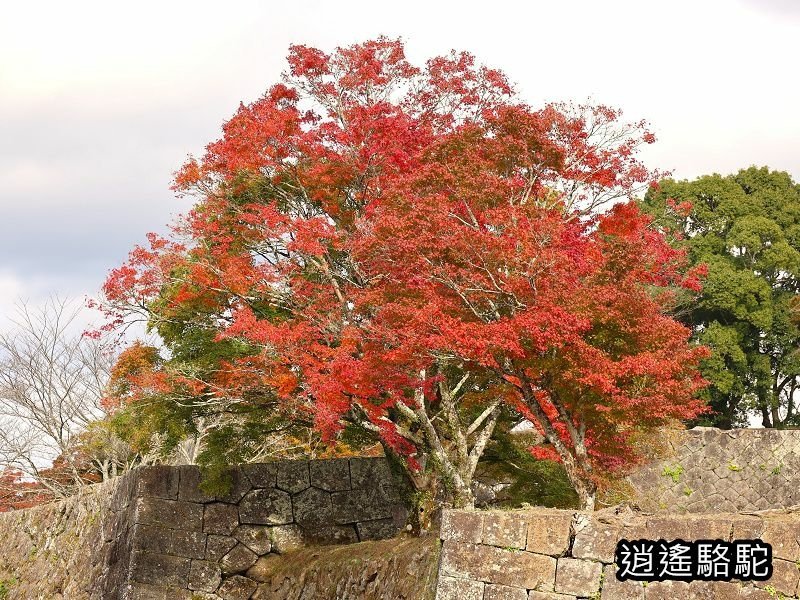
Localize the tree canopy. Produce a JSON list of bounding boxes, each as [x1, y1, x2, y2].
[[641, 167, 800, 428], [101, 38, 708, 510]]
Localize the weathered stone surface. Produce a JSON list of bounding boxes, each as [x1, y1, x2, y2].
[[205, 502, 240, 535], [441, 509, 484, 544], [599, 564, 644, 600], [571, 519, 619, 562], [234, 525, 272, 555], [217, 574, 258, 600], [276, 460, 310, 493], [331, 488, 393, 523], [627, 427, 800, 513], [177, 465, 215, 503], [303, 523, 360, 545], [129, 551, 191, 588], [761, 518, 800, 561], [135, 497, 204, 531], [216, 468, 253, 504], [356, 518, 398, 541], [349, 457, 393, 489], [554, 557, 601, 596], [242, 463, 277, 489], [238, 488, 293, 525], [246, 555, 283, 583], [757, 557, 800, 597], [292, 485, 334, 527], [132, 524, 206, 559], [483, 511, 528, 549], [252, 536, 439, 600], [441, 541, 556, 590], [124, 582, 194, 600], [526, 511, 573, 556], [484, 583, 528, 600], [221, 543, 259, 574], [527, 592, 576, 600], [435, 575, 484, 600], [310, 458, 351, 492], [188, 560, 222, 592], [136, 465, 180, 500], [643, 579, 713, 599], [206, 534, 239, 562], [270, 524, 306, 553]]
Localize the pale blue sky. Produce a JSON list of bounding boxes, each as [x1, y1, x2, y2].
[[0, 0, 797, 324]]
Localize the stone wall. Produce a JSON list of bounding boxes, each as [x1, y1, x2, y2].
[[627, 427, 800, 513], [0, 457, 409, 599], [436, 506, 800, 599], [0, 476, 122, 599]]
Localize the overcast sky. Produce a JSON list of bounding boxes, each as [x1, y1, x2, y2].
[[0, 0, 798, 328]]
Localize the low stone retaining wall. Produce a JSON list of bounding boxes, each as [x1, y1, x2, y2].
[[628, 427, 800, 513], [436, 507, 800, 599], [0, 457, 409, 599]]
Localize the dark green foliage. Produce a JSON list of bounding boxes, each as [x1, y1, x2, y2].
[[641, 167, 800, 428], [477, 429, 579, 509]]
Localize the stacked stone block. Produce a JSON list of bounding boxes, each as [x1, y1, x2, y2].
[[436, 507, 800, 599], [628, 427, 800, 513], [102, 457, 407, 599]]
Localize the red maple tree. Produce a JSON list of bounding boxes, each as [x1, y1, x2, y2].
[[102, 38, 707, 510]]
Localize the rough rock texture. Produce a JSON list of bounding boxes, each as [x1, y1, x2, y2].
[[628, 427, 800, 512], [436, 506, 800, 599], [0, 457, 409, 599], [0, 476, 125, 599], [248, 535, 439, 599]]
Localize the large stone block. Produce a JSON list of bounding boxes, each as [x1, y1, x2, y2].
[[136, 465, 180, 500], [483, 512, 528, 549], [310, 458, 351, 492], [484, 583, 528, 600], [598, 564, 644, 600], [132, 524, 206, 559], [350, 457, 393, 489], [436, 575, 485, 600], [221, 543, 259, 574], [571, 519, 619, 562], [270, 524, 305, 554], [441, 510, 484, 544], [134, 497, 204, 531], [356, 518, 398, 541], [177, 465, 215, 503], [527, 592, 576, 600], [217, 574, 258, 600], [642, 579, 713, 599], [205, 534, 238, 562], [276, 460, 310, 493], [331, 488, 393, 524], [215, 467, 253, 504], [242, 463, 277, 489], [188, 559, 222, 592], [440, 541, 556, 590], [234, 525, 272, 555], [554, 557, 601, 597], [129, 551, 191, 588], [238, 488, 293, 525], [761, 518, 800, 561], [526, 512, 573, 557], [302, 523, 359, 545], [123, 582, 193, 600], [292, 486, 334, 527], [756, 557, 800, 597], [204, 502, 240, 535]]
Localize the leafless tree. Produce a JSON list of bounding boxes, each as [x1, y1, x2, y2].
[[0, 297, 131, 498]]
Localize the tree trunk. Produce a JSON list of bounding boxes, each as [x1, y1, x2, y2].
[[560, 458, 597, 511]]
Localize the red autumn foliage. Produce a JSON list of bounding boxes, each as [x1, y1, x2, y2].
[[101, 38, 707, 509]]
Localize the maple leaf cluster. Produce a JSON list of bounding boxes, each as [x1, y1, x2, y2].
[[101, 38, 708, 509]]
